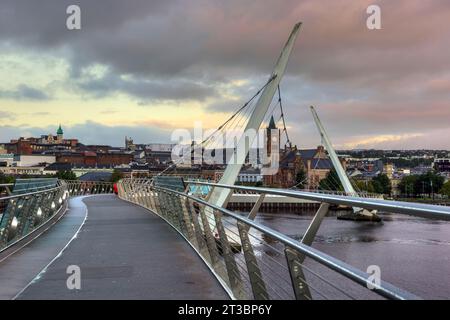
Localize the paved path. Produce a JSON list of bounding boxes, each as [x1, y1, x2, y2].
[[0, 197, 85, 300], [13, 195, 228, 300]]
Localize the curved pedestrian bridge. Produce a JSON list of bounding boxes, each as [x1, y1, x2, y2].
[[2, 178, 449, 300], [0, 195, 228, 300]]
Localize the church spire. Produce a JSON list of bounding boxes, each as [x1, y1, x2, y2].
[[268, 115, 277, 129], [57, 124, 64, 142]]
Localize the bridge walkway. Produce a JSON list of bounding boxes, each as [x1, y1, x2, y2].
[[6, 195, 227, 300]]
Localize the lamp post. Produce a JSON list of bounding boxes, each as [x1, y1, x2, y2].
[[431, 179, 434, 200], [422, 181, 425, 198]]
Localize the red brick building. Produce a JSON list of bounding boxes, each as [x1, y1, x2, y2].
[[5, 139, 33, 155], [56, 152, 132, 167], [97, 153, 133, 166]]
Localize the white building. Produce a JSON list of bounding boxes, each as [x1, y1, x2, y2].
[[13, 155, 56, 167], [0, 154, 15, 167], [145, 143, 175, 152], [0, 166, 50, 175], [237, 169, 263, 183]]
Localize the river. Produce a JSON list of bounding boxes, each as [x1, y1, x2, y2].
[[251, 210, 450, 299]]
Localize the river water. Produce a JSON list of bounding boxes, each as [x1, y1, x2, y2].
[[252, 210, 450, 299]]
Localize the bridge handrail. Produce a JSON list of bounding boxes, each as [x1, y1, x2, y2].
[[159, 185, 416, 300], [118, 178, 420, 300], [0, 185, 64, 201], [213, 187, 381, 199], [63, 180, 114, 185], [0, 184, 14, 187], [186, 180, 450, 221], [0, 179, 113, 253]]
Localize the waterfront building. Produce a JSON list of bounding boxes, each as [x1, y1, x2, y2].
[[434, 158, 450, 173]]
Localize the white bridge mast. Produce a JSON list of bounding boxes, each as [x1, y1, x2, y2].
[[310, 106, 379, 218], [310, 106, 356, 195], [207, 22, 302, 209]]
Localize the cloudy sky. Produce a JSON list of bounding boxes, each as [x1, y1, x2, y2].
[[0, 0, 449, 149]]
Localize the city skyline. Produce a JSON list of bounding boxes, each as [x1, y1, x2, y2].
[[1, 0, 450, 149], [4, 123, 450, 152]]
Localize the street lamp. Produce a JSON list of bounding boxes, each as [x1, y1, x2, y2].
[[431, 179, 434, 200]]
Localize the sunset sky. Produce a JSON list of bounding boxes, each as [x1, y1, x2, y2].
[[0, 0, 449, 149]]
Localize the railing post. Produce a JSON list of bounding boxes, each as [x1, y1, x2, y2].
[[171, 194, 188, 235], [0, 199, 19, 247], [198, 206, 221, 268], [187, 199, 212, 263], [161, 191, 175, 225], [8, 197, 26, 242], [143, 186, 152, 209], [247, 194, 266, 221], [136, 186, 144, 206], [16, 196, 35, 238], [23, 193, 43, 235], [302, 203, 330, 246], [70, 182, 77, 196], [212, 209, 246, 299], [148, 188, 157, 212], [120, 181, 128, 201], [41, 191, 55, 220], [237, 221, 269, 299], [179, 196, 197, 245], [285, 246, 312, 300], [154, 189, 161, 212], [30, 193, 44, 230], [159, 191, 171, 221]]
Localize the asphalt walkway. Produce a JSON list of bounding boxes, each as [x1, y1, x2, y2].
[[11, 195, 227, 299]]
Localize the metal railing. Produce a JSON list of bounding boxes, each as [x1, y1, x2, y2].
[[0, 184, 13, 197], [231, 187, 382, 199], [65, 180, 114, 196], [117, 178, 424, 300], [0, 179, 113, 252], [188, 181, 450, 221]]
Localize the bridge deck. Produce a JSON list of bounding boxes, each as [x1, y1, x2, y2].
[[13, 195, 228, 300]]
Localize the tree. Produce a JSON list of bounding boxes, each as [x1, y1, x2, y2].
[[110, 169, 124, 183], [398, 171, 444, 198], [372, 174, 391, 195], [417, 171, 444, 197], [354, 180, 375, 193], [398, 175, 419, 197], [0, 172, 15, 184], [319, 169, 343, 191], [295, 168, 307, 189], [56, 170, 77, 180], [440, 181, 450, 197]]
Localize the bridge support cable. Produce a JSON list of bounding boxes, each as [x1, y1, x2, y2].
[[155, 23, 303, 255], [277, 85, 292, 148], [207, 22, 302, 211], [154, 75, 276, 178]]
